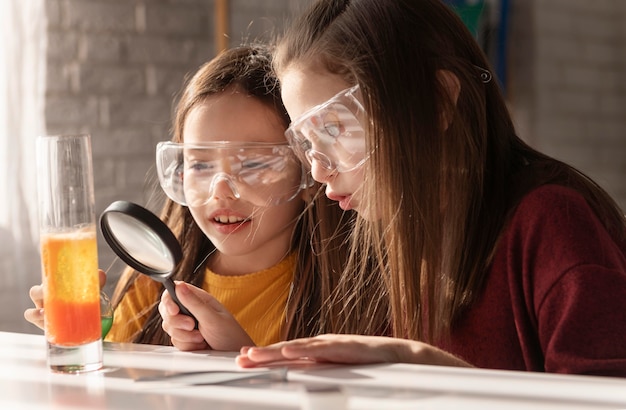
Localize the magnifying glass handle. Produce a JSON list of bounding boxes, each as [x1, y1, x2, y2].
[[163, 279, 199, 329]]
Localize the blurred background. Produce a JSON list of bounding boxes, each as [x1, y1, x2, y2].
[[1, 0, 625, 334]]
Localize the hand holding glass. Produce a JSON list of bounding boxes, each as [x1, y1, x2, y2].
[[36, 134, 103, 373]]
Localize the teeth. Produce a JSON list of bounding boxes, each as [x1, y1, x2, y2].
[[214, 215, 246, 224]]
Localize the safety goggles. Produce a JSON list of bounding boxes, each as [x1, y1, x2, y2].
[[156, 141, 309, 207], [285, 85, 368, 174]]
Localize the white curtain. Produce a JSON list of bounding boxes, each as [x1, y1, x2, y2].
[[0, 0, 46, 333]]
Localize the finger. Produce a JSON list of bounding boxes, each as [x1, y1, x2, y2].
[[160, 288, 181, 316], [175, 283, 230, 332], [246, 338, 329, 363], [171, 337, 209, 352], [235, 350, 312, 368], [164, 311, 196, 332], [166, 326, 206, 345], [280, 337, 328, 357], [29, 285, 44, 309], [280, 335, 365, 363], [98, 269, 106, 289], [161, 315, 206, 348], [159, 292, 195, 332], [176, 282, 226, 316], [23, 308, 45, 330], [157, 295, 168, 319], [169, 327, 207, 346], [244, 341, 295, 363], [236, 354, 262, 368]]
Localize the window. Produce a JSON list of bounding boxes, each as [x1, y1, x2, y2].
[[0, 0, 46, 333]]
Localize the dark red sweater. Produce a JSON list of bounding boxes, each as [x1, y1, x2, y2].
[[440, 185, 626, 376]]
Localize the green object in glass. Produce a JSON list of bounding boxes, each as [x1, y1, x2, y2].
[[100, 290, 114, 339], [101, 316, 113, 339]]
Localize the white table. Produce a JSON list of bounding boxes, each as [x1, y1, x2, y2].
[[1, 331, 625, 409]]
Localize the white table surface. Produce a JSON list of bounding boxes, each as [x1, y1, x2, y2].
[[1, 331, 625, 409]]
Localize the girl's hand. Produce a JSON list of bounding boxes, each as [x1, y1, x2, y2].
[[236, 334, 473, 368], [23, 284, 45, 329], [159, 281, 254, 352], [24, 270, 107, 330]]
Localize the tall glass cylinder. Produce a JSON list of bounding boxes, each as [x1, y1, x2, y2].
[[36, 134, 102, 373]]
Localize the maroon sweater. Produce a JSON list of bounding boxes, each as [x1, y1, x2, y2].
[[440, 184, 626, 376]]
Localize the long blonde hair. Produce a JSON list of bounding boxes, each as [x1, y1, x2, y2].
[[275, 0, 626, 342]]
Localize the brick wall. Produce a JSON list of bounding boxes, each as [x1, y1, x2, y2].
[[44, 0, 305, 289], [45, 0, 213, 280]]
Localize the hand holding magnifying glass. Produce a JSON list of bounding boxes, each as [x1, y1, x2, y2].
[[100, 201, 198, 328]]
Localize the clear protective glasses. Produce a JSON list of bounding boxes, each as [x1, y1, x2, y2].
[[285, 85, 368, 174], [156, 141, 309, 208]]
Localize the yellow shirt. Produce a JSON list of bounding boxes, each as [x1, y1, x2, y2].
[[106, 253, 295, 347]]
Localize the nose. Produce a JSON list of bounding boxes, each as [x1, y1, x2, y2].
[[310, 157, 336, 184], [209, 173, 240, 200]]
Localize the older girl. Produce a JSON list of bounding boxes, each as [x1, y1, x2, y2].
[[237, 0, 626, 376]]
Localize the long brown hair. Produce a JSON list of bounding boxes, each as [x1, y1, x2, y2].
[[275, 0, 626, 342], [112, 44, 356, 345]]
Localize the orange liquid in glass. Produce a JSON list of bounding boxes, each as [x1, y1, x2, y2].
[[41, 230, 101, 346]]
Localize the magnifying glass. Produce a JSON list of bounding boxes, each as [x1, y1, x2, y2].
[[100, 200, 198, 328]]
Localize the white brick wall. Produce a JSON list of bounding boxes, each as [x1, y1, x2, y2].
[[40, 0, 304, 303], [45, 0, 216, 280]]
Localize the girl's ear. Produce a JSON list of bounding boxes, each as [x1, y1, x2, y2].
[[437, 70, 461, 131]]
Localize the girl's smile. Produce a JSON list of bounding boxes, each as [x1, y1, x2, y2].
[[208, 209, 251, 235]]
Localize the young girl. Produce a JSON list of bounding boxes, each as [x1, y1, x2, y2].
[[25, 44, 368, 351], [236, 0, 626, 376]]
